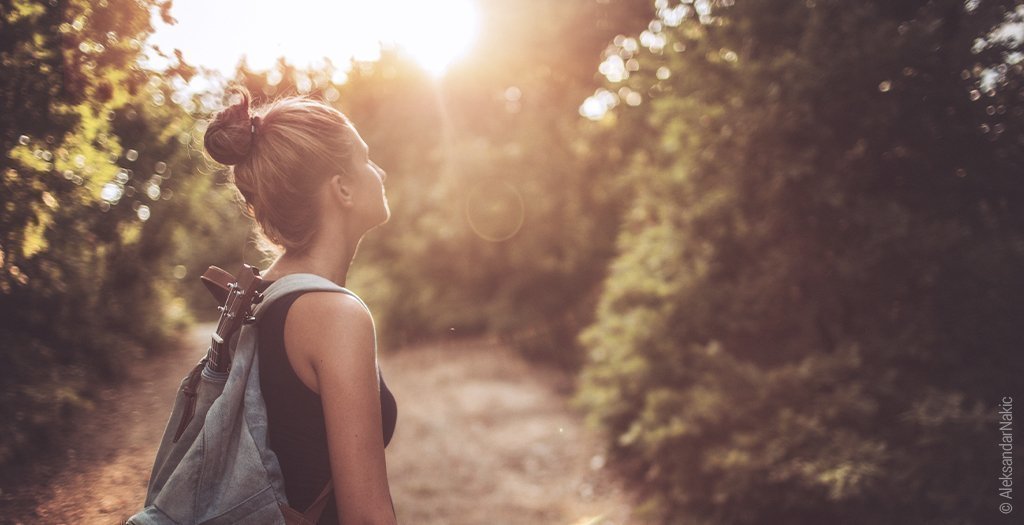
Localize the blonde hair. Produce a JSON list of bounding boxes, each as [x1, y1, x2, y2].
[[203, 86, 356, 256]]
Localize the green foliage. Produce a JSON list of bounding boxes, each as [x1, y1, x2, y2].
[[574, 0, 1024, 522], [0, 0, 239, 465]]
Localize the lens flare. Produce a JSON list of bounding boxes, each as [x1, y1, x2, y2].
[[464, 181, 525, 242]]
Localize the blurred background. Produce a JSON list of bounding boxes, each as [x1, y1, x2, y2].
[[1, 0, 1023, 523]]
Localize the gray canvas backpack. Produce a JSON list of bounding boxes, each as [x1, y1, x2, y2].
[[128, 266, 363, 524]]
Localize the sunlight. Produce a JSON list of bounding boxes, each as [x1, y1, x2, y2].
[[387, 0, 480, 76], [146, 0, 480, 77]]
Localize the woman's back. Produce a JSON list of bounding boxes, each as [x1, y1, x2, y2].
[[258, 287, 398, 524]]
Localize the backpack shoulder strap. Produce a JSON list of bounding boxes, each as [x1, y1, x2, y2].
[[249, 273, 361, 522], [253, 273, 367, 321], [304, 481, 334, 522]]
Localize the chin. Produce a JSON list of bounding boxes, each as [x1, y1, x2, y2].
[[370, 210, 390, 229]]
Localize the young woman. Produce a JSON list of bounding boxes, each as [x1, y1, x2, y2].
[[203, 87, 398, 525]]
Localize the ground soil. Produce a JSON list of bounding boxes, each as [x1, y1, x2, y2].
[[0, 323, 647, 525]]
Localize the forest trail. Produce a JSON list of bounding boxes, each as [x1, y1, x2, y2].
[[1, 324, 645, 525]]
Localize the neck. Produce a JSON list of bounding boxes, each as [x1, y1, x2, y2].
[[261, 231, 361, 287]]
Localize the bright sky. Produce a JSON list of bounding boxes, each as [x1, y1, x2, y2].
[[144, 0, 480, 77]]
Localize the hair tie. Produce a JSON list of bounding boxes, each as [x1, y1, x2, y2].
[[250, 115, 261, 137]]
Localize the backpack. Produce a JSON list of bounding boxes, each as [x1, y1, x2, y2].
[[127, 265, 365, 524]]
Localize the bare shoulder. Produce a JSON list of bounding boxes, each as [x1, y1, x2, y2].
[[282, 291, 377, 390], [289, 291, 372, 329]]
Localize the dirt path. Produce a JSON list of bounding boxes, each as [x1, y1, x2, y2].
[[2, 324, 646, 525], [1, 324, 210, 525], [382, 338, 643, 525]]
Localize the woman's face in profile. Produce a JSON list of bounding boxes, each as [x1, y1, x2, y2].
[[347, 125, 390, 230]]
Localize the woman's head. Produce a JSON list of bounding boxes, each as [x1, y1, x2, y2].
[[203, 86, 388, 256]]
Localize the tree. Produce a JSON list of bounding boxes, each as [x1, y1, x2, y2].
[[346, 0, 655, 364], [574, 0, 1024, 522], [0, 0, 233, 465]]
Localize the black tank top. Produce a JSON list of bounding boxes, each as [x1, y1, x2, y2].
[[258, 287, 398, 525]]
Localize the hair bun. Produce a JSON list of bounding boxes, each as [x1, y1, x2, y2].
[[204, 86, 256, 166]]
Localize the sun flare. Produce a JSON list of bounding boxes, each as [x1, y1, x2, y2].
[[146, 0, 481, 78], [385, 0, 481, 75]]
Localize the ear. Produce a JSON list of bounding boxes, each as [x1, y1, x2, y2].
[[327, 173, 356, 208]]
